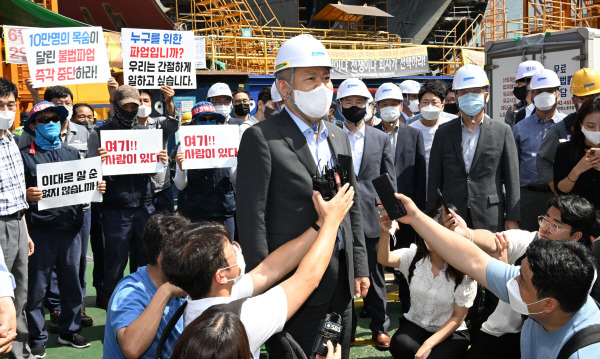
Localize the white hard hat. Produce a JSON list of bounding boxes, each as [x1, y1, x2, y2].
[[529, 69, 561, 90], [452, 64, 490, 90], [337, 78, 372, 101], [515, 60, 544, 82], [274, 34, 332, 73], [399, 80, 421, 94], [270, 81, 282, 102], [207, 82, 232, 100], [374, 83, 403, 102]]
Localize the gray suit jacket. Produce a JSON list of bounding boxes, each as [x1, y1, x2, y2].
[[356, 125, 396, 239], [427, 115, 520, 231], [236, 110, 369, 305]]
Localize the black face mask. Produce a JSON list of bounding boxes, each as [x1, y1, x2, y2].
[[513, 85, 528, 102], [112, 103, 139, 129], [342, 106, 366, 124], [443, 103, 459, 115], [234, 103, 250, 117], [264, 107, 279, 120]]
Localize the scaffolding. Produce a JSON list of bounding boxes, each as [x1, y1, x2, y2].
[[482, 0, 506, 43]]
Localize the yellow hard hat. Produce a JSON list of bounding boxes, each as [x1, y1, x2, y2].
[[181, 111, 193, 124], [570, 68, 600, 96]]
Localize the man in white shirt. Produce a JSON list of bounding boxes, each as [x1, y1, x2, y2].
[[161, 185, 354, 359]]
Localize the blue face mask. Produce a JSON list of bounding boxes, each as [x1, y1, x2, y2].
[[34, 122, 62, 149], [458, 93, 486, 116]]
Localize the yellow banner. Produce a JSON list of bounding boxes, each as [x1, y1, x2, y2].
[[462, 49, 485, 68], [328, 47, 429, 79]]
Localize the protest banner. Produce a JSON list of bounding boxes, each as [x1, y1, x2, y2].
[[462, 49, 485, 68], [23, 27, 111, 88], [195, 36, 206, 69], [3, 25, 30, 64], [328, 46, 429, 79], [101, 129, 164, 176], [37, 157, 103, 211], [179, 125, 240, 169], [121, 28, 196, 89]]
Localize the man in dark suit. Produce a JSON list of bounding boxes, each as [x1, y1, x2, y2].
[[336, 78, 395, 348], [427, 64, 520, 232], [236, 34, 369, 359]]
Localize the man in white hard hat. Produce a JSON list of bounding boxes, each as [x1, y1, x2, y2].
[[399, 80, 421, 123], [373, 82, 426, 311], [505, 61, 543, 128], [337, 78, 395, 348], [427, 64, 520, 233], [236, 34, 370, 359], [363, 98, 381, 126], [207, 82, 234, 123], [513, 69, 566, 231]]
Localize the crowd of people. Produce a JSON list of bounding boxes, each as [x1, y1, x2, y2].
[[0, 32, 599, 359]]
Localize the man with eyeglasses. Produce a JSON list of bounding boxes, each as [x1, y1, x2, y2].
[[20, 101, 107, 356], [229, 88, 257, 136], [442, 193, 600, 359], [0, 78, 34, 359], [537, 68, 600, 195]]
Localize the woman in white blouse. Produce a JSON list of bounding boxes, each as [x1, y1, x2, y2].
[[377, 205, 477, 359]]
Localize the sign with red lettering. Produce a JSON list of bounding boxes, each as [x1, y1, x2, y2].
[[23, 27, 111, 88], [121, 28, 196, 89], [37, 157, 103, 211], [101, 129, 164, 175], [3, 25, 31, 64], [179, 126, 240, 169]]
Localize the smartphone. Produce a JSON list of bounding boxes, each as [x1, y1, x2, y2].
[[437, 188, 449, 211], [591, 148, 600, 156], [372, 173, 407, 219]]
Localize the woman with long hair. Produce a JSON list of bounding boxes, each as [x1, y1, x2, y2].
[[555, 97, 600, 210], [377, 206, 477, 359]]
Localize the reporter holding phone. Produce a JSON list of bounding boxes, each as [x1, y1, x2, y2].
[[555, 97, 600, 209]]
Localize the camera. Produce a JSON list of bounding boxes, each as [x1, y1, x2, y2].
[[311, 312, 342, 358]]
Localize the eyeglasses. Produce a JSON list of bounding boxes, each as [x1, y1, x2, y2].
[[420, 100, 442, 106], [457, 88, 486, 97], [233, 99, 250, 105], [537, 215, 568, 234], [35, 115, 61, 124]]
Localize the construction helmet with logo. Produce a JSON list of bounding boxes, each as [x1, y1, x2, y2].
[[515, 60, 544, 82], [270, 81, 282, 103], [207, 82, 232, 100], [453, 64, 489, 90], [375, 83, 403, 102], [337, 78, 372, 101], [274, 34, 332, 73], [571, 68, 600, 97], [399, 80, 421, 94], [529, 69, 561, 90]]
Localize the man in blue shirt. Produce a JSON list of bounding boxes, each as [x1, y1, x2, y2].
[[104, 214, 188, 359], [390, 193, 600, 359], [514, 69, 566, 231]]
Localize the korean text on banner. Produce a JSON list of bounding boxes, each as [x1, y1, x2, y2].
[[328, 47, 429, 79], [37, 157, 103, 211], [121, 28, 197, 89], [3, 26, 31, 64], [179, 125, 240, 170], [101, 129, 164, 176], [23, 27, 111, 88], [195, 36, 206, 69], [462, 49, 485, 68]]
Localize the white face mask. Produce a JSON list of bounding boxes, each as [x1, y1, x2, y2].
[[533, 92, 557, 111], [137, 105, 152, 118], [0, 110, 15, 130], [363, 106, 373, 122], [408, 99, 420, 113], [292, 83, 334, 119], [581, 127, 600, 146], [506, 277, 549, 315], [380, 106, 400, 123], [214, 105, 232, 119], [420, 105, 442, 121], [219, 245, 246, 284], [65, 106, 73, 122]]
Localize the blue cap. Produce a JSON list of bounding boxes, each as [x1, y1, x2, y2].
[[23, 101, 69, 136]]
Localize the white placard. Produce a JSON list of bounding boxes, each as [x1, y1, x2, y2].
[[37, 157, 103, 211], [101, 129, 164, 175], [23, 27, 110, 88], [121, 28, 197, 89], [3, 25, 31, 64], [179, 125, 240, 169], [195, 36, 206, 69]]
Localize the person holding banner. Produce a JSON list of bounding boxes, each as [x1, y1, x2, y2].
[[174, 102, 235, 241], [87, 85, 168, 309], [137, 87, 181, 214], [21, 101, 107, 356], [0, 78, 34, 359]]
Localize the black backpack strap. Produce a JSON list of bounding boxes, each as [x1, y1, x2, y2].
[[407, 251, 421, 285], [557, 324, 600, 359], [156, 301, 187, 359]]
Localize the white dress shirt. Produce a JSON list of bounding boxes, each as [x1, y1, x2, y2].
[[343, 122, 365, 177]]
